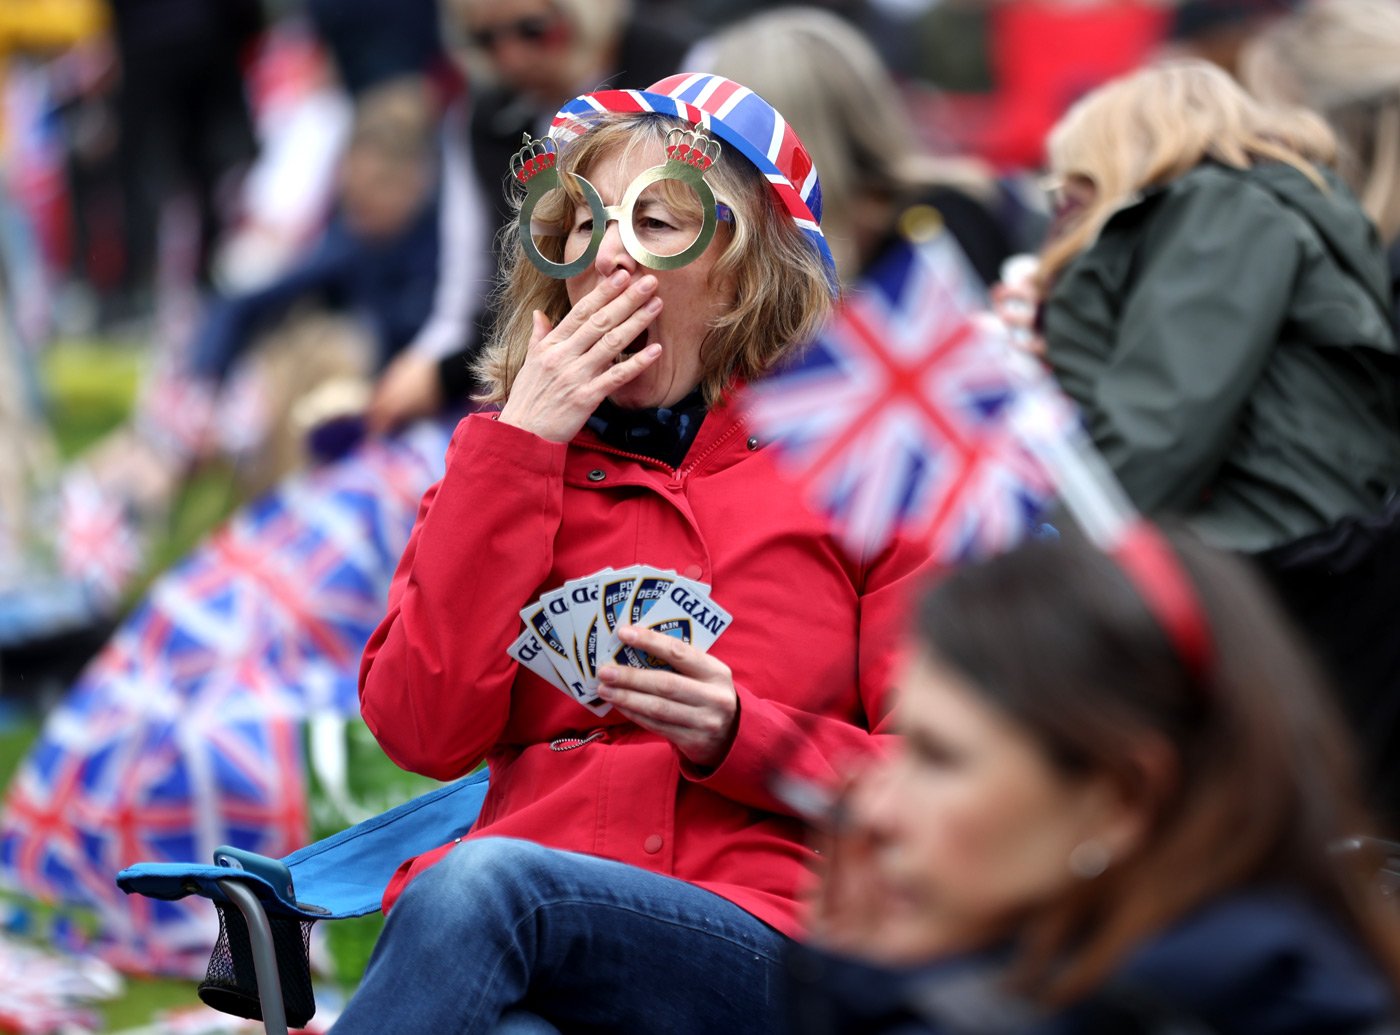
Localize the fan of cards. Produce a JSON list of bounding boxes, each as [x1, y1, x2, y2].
[[507, 565, 733, 715]]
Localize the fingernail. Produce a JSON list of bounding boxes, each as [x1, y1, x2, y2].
[[645, 343, 663, 356], [644, 297, 662, 313], [637, 275, 658, 293], [611, 270, 630, 287], [596, 684, 614, 699], [597, 666, 618, 681]]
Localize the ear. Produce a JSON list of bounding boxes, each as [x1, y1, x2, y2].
[[1079, 732, 1178, 864]]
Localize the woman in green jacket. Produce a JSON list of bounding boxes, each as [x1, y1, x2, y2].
[[1034, 60, 1400, 823]]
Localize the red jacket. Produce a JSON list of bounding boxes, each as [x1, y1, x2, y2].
[[359, 399, 935, 937]]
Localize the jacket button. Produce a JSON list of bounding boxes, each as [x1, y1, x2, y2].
[[643, 834, 663, 854], [587, 469, 606, 482], [746, 436, 759, 451], [682, 563, 703, 580]]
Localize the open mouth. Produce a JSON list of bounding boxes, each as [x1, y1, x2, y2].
[[615, 330, 650, 362]]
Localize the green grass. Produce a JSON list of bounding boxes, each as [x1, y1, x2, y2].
[[0, 714, 38, 788], [100, 976, 205, 1029], [39, 339, 146, 458]]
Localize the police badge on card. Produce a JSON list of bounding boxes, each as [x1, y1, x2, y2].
[[508, 565, 731, 711]]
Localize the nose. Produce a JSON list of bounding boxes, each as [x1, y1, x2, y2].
[[491, 36, 532, 74], [592, 215, 637, 278]]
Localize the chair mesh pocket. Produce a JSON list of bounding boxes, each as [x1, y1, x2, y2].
[[198, 899, 317, 1028]]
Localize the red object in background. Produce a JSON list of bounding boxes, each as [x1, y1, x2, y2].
[[930, 1, 1171, 171]]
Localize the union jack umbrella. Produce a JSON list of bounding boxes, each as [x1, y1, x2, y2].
[[0, 419, 454, 973], [743, 230, 1068, 562], [550, 73, 836, 280]]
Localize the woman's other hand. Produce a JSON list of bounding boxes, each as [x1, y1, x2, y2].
[[595, 624, 737, 769], [806, 774, 893, 960], [990, 254, 1045, 357], [806, 768, 943, 967], [498, 270, 665, 442]]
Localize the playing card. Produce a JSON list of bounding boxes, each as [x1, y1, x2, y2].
[[604, 575, 732, 670], [632, 579, 733, 654], [506, 627, 570, 693], [595, 566, 644, 648], [518, 600, 611, 715], [506, 564, 726, 713], [539, 586, 584, 685], [562, 572, 607, 688]]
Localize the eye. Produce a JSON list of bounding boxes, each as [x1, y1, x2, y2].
[[571, 216, 594, 236], [905, 728, 965, 770]]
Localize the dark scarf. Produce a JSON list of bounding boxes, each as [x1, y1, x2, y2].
[[585, 388, 708, 469]]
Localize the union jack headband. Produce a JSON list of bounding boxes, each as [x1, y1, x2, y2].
[[551, 72, 837, 284]]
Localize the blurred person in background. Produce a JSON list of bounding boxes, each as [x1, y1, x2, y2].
[[696, 6, 1013, 290], [0, 0, 110, 339], [796, 527, 1400, 1033], [1241, 0, 1400, 337], [184, 74, 442, 495], [364, 0, 692, 434], [1161, 0, 1297, 76], [0, 0, 122, 660], [306, 0, 447, 99], [1030, 61, 1400, 826], [108, 0, 262, 318]]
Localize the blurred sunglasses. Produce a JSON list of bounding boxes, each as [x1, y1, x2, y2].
[[469, 13, 563, 51]]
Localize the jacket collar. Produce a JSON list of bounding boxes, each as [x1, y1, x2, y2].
[[574, 390, 756, 476]]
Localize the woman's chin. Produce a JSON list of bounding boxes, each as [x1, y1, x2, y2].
[[607, 370, 687, 411], [606, 384, 663, 410]]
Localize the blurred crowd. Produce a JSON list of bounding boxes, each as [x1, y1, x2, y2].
[[1, 0, 1399, 1031]]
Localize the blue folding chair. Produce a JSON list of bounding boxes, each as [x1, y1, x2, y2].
[[116, 767, 490, 1034]]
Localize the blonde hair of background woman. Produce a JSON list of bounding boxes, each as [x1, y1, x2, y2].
[[473, 114, 835, 405], [1241, 0, 1400, 244], [697, 6, 996, 284], [1038, 60, 1336, 287]]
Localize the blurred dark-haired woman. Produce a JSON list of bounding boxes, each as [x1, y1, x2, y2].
[[796, 527, 1400, 1034]]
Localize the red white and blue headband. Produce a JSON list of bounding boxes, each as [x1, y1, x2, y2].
[[538, 73, 837, 283]]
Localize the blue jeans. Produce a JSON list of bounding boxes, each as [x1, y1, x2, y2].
[[331, 837, 792, 1033]]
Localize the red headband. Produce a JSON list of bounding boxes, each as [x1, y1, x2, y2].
[[1110, 522, 1214, 683]]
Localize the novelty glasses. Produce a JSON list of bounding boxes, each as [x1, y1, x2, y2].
[[512, 129, 731, 278]]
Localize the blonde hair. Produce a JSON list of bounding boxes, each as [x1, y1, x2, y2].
[[473, 113, 835, 404], [699, 6, 995, 282], [1242, 0, 1400, 243], [1039, 60, 1337, 285]]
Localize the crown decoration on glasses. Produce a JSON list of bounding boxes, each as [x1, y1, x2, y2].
[[664, 128, 721, 171], [514, 126, 726, 278], [511, 135, 558, 184]]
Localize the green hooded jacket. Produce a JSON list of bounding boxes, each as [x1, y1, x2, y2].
[[1043, 161, 1400, 553]]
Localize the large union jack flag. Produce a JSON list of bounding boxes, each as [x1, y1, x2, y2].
[[0, 419, 453, 974], [743, 230, 1066, 562]]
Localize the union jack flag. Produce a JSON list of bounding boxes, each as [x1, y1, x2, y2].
[[0, 419, 454, 973], [134, 363, 215, 462], [743, 231, 1067, 561], [56, 471, 143, 607]]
